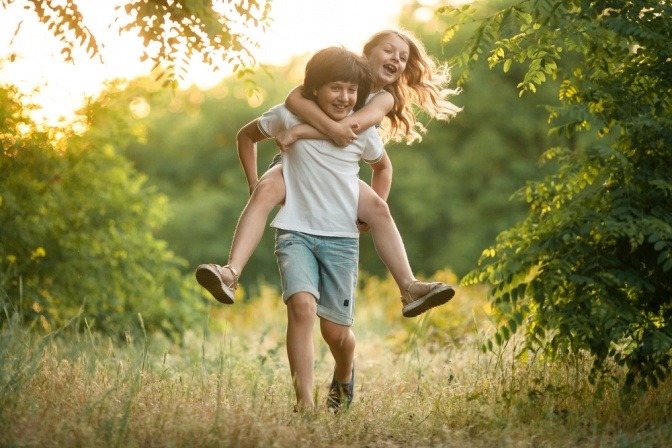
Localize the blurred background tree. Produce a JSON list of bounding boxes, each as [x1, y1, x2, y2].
[[99, 67, 301, 294]]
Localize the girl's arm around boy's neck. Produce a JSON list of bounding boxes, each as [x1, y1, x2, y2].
[[285, 86, 394, 147], [274, 123, 327, 152], [349, 91, 394, 132]]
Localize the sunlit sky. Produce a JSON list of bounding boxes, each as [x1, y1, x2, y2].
[[0, 0, 444, 125]]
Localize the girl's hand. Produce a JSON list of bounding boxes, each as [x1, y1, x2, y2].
[[356, 219, 371, 233], [275, 128, 298, 151], [330, 122, 360, 147]]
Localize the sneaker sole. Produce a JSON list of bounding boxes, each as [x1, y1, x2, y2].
[[402, 285, 455, 318], [195, 265, 235, 304]]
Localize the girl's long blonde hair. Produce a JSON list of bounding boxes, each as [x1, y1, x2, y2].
[[363, 29, 462, 144]]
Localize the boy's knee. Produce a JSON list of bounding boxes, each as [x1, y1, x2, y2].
[[321, 324, 350, 347], [287, 293, 317, 320]]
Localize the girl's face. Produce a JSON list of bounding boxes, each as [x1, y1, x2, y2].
[[314, 81, 358, 121], [366, 34, 410, 89]]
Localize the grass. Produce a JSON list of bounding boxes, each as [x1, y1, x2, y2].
[[1, 271, 671, 447]]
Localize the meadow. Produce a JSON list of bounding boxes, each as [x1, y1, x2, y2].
[[1, 271, 671, 447]]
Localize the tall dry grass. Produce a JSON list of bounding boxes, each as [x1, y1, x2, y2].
[[1, 271, 671, 447]]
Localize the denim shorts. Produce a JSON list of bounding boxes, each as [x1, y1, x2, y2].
[[275, 230, 359, 326], [268, 152, 282, 169]]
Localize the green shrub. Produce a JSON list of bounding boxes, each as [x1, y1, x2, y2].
[[0, 85, 205, 339], [447, 0, 672, 391]]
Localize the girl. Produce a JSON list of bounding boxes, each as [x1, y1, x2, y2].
[[196, 29, 461, 317]]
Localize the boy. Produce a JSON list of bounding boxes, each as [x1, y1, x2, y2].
[[236, 46, 389, 412]]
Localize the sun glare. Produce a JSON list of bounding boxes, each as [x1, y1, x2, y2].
[[0, 0, 449, 127]]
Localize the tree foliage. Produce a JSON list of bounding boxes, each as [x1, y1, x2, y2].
[[445, 0, 672, 390], [0, 86, 206, 339], [2, 0, 271, 86]]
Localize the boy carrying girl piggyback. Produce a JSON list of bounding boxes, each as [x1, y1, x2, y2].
[[198, 36, 459, 412]]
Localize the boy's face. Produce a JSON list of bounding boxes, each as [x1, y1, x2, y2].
[[314, 81, 358, 121]]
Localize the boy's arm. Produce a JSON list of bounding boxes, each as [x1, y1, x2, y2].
[[236, 119, 269, 194], [368, 150, 393, 201]]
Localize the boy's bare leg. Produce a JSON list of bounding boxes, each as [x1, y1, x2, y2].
[[321, 318, 355, 411], [320, 319, 355, 383], [286, 292, 317, 409], [223, 165, 285, 285]]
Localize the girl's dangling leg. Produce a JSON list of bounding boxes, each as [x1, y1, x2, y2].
[[226, 164, 285, 281], [357, 180, 454, 316]]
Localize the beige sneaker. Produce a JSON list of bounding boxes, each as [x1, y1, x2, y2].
[[401, 280, 455, 317], [195, 264, 238, 304]]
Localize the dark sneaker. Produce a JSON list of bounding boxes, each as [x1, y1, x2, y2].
[[327, 362, 355, 412]]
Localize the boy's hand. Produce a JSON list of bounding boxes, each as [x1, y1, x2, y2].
[[356, 219, 370, 233]]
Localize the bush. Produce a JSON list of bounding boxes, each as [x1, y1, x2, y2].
[[0, 85, 206, 339], [449, 0, 672, 391]]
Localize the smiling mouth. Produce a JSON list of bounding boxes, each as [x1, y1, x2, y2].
[[383, 64, 397, 75]]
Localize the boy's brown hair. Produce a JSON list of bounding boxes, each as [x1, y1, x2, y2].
[[302, 46, 373, 111]]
